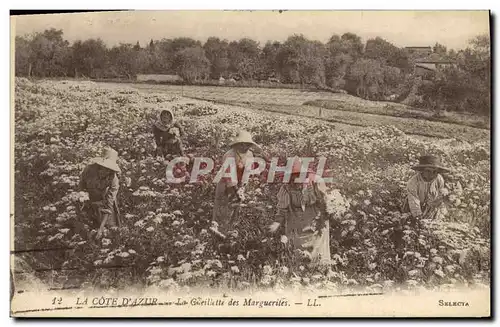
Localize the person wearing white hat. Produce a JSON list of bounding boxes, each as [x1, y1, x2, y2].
[[212, 130, 261, 234], [79, 147, 122, 239]]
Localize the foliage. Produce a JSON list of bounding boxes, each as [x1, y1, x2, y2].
[[416, 34, 490, 116], [277, 34, 326, 86], [203, 37, 230, 79], [70, 39, 108, 78], [345, 59, 404, 100], [227, 38, 261, 80], [172, 46, 210, 83], [14, 79, 490, 292], [364, 37, 409, 69], [15, 29, 489, 117]]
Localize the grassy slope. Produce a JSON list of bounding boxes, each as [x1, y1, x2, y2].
[[210, 100, 490, 142], [105, 82, 490, 142], [125, 82, 490, 130], [305, 99, 490, 130]]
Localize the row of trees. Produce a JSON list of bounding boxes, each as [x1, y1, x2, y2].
[[13, 29, 418, 86], [15, 28, 490, 115]]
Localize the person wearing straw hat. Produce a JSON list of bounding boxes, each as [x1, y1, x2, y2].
[[152, 108, 185, 158], [404, 155, 450, 221], [212, 130, 261, 234], [79, 147, 122, 239], [268, 157, 331, 265]]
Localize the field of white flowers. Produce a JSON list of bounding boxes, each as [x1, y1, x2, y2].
[[13, 78, 490, 294]]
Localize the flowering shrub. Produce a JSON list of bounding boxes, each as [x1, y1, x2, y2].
[[14, 78, 490, 293], [184, 103, 219, 116]]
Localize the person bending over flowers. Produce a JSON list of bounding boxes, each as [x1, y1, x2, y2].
[[79, 147, 122, 239], [405, 155, 450, 221]]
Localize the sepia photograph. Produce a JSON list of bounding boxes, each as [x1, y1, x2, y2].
[[9, 9, 491, 318]]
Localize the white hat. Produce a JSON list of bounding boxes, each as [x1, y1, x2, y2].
[[91, 147, 121, 173], [228, 130, 259, 148], [154, 109, 175, 132]]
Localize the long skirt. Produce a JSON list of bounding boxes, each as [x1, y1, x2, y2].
[[285, 206, 331, 264], [212, 182, 241, 233]]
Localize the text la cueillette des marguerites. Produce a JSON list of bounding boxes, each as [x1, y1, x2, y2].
[[67, 296, 321, 309]]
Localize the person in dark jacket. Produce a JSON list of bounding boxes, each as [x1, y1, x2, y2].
[[152, 109, 185, 158], [79, 147, 122, 239]]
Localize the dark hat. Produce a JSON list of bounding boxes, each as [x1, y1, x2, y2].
[[411, 155, 450, 173]]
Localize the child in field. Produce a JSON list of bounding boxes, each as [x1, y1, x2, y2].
[[152, 109, 185, 158]]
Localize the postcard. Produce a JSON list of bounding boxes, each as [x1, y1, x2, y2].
[[10, 10, 491, 318]]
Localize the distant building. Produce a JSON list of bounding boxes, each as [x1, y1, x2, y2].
[[414, 60, 457, 78], [136, 74, 184, 83], [405, 48, 456, 78], [405, 46, 433, 57]]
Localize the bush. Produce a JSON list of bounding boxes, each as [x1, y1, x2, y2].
[[14, 78, 490, 292]]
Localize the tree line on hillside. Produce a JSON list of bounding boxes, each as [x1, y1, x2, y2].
[[15, 28, 490, 116]]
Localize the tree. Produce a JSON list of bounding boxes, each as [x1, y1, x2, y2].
[[346, 58, 385, 99], [108, 43, 140, 78], [135, 49, 152, 74], [70, 38, 108, 78], [364, 37, 395, 62], [227, 38, 261, 80], [148, 38, 202, 74], [382, 65, 403, 95], [364, 37, 408, 69], [172, 46, 210, 83], [417, 34, 490, 115], [15, 36, 32, 76], [327, 33, 364, 59], [447, 49, 458, 61], [324, 33, 365, 89], [463, 34, 490, 80], [203, 37, 230, 79], [433, 42, 447, 55], [277, 34, 326, 85], [15, 28, 71, 77], [170, 37, 202, 53], [261, 41, 281, 78]]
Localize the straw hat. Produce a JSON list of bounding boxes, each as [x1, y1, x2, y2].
[[91, 147, 121, 173], [411, 155, 450, 173], [228, 130, 259, 148]]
